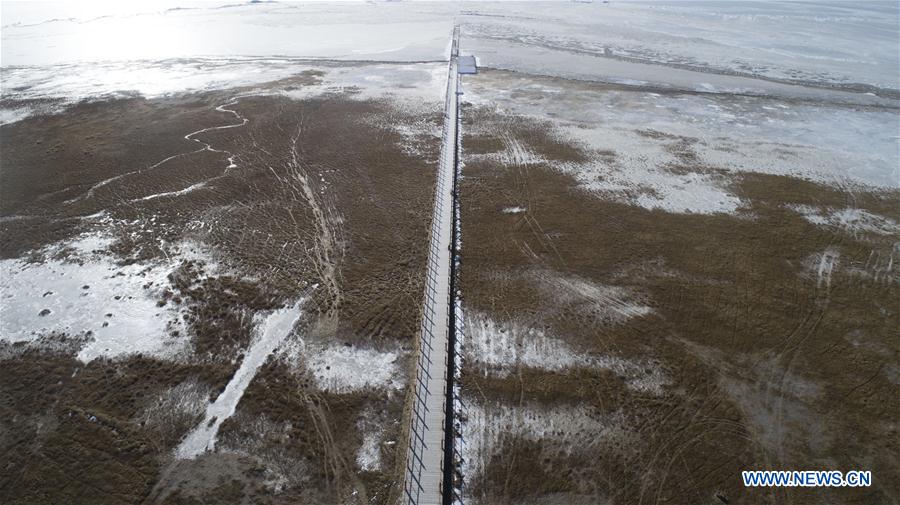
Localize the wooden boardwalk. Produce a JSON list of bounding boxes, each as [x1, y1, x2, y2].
[[403, 27, 460, 505]]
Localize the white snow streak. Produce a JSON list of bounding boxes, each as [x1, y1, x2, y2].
[[816, 248, 840, 290], [136, 182, 207, 202], [790, 205, 900, 237], [175, 302, 304, 459], [543, 274, 654, 323], [464, 311, 669, 395], [459, 401, 632, 482]]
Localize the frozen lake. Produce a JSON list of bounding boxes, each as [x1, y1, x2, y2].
[[3, 1, 897, 94]]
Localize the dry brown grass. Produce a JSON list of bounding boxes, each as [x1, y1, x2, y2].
[[457, 102, 900, 505], [0, 72, 438, 504]]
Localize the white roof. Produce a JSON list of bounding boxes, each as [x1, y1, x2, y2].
[[459, 55, 477, 74]]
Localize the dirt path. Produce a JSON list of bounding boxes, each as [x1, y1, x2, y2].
[[286, 116, 345, 325]]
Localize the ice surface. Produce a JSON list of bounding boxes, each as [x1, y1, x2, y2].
[[2, 1, 453, 123], [459, 1, 899, 94], [6, 1, 896, 96], [176, 302, 304, 459], [1, 2, 455, 66]]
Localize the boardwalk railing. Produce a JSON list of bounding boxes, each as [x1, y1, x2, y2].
[[403, 43, 460, 505]]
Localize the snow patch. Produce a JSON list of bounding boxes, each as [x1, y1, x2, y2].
[[0, 107, 34, 125], [465, 313, 587, 374], [464, 311, 669, 395], [357, 431, 382, 472], [279, 338, 405, 394], [790, 205, 900, 236], [0, 232, 216, 362], [305, 345, 404, 394], [136, 182, 207, 202], [363, 111, 443, 159], [562, 126, 744, 215], [279, 63, 447, 114], [459, 400, 632, 482]]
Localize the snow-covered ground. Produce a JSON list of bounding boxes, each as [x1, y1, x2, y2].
[[279, 337, 407, 394], [0, 227, 216, 363], [278, 62, 447, 112], [463, 71, 899, 202], [355, 405, 392, 473], [0, 59, 447, 125], [356, 430, 383, 472]]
